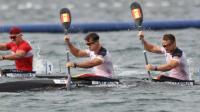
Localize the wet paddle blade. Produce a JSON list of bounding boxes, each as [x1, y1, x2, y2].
[[130, 2, 143, 31], [60, 8, 71, 34]]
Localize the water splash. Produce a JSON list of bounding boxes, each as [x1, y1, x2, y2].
[[187, 58, 200, 79], [33, 44, 54, 75]]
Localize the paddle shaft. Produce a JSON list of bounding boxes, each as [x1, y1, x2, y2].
[[60, 8, 72, 90], [138, 26, 151, 77], [130, 2, 151, 79], [141, 38, 151, 77], [66, 52, 71, 75]]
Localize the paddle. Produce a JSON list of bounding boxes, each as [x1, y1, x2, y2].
[[60, 8, 71, 35], [130, 2, 152, 80], [60, 8, 72, 90]]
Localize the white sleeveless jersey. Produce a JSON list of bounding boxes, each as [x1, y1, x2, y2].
[[161, 47, 189, 80], [85, 47, 114, 78]]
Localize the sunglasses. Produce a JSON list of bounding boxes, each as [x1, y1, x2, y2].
[[162, 43, 172, 48], [9, 35, 17, 40], [9, 33, 21, 40], [86, 41, 96, 46]]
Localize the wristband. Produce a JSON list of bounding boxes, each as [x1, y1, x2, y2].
[[2, 56, 5, 60], [74, 63, 77, 68], [154, 66, 158, 71]]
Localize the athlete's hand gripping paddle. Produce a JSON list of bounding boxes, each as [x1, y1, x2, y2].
[[60, 8, 72, 90], [130, 2, 152, 80]]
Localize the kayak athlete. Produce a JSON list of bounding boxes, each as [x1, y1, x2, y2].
[[64, 32, 114, 78], [0, 26, 33, 72], [138, 31, 189, 81]]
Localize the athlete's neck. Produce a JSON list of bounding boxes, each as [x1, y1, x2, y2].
[[16, 39, 24, 45], [94, 45, 102, 54], [170, 47, 177, 54]]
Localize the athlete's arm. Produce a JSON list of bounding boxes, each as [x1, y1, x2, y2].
[[66, 57, 103, 68], [64, 35, 88, 57], [76, 58, 103, 68], [138, 31, 162, 53], [156, 59, 179, 71], [67, 42, 88, 57], [2, 50, 26, 60], [142, 39, 162, 53], [0, 43, 8, 50], [146, 59, 179, 72]]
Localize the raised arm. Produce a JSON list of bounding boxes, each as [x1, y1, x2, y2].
[[138, 31, 162, 53], [64, 35, 88, 57]]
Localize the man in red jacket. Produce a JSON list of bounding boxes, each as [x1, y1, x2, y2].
[[0, 26, 33, 71]]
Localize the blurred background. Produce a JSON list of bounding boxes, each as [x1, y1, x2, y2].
[[0, 0, 200, 78]]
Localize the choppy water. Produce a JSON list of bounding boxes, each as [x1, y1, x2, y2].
[[1, 0, 200, 112]]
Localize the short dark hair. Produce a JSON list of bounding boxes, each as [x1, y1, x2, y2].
[[163, 34, 176, 43], [85, 32, 99, 42]]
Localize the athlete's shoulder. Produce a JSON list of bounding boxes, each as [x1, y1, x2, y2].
[[97, 47, 107, 57], [172, 48, 182, 57], [20, 40, 32, 47], [18, 40, 32, 52], [22, 40, 30, 45]]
